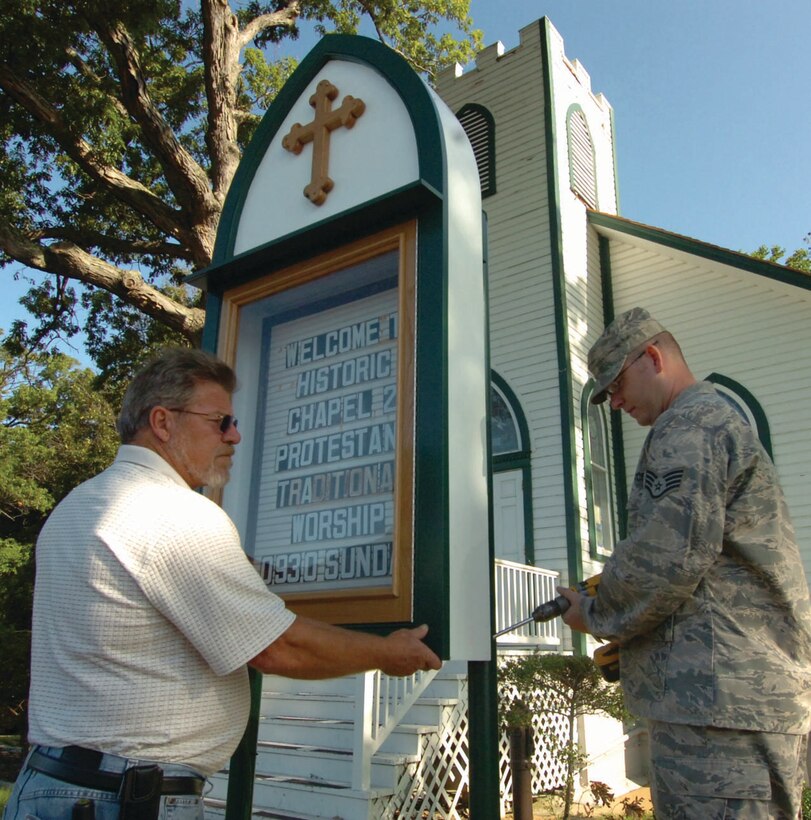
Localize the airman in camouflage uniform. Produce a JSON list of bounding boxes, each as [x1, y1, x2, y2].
[[559, 307, 811, 819]]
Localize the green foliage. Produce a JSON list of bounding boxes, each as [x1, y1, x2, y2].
[[499, 652, 628, 727], [301, 0, 482, 81], [241, 48, 300, 134], [0, 344, 119, 727], [499, 652, 629, 820], [0, 540, 33, 634], [0, 0, 481, 363], [0, 782, 12, 812], [0, 349, 120, 501], [750, 244, 811, 272], [0, 627, 30, 734], [81, 283, 194, 404]]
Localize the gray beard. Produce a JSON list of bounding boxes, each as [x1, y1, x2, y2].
[[203, 466, 231, 490], [171, 437, 231, 490]]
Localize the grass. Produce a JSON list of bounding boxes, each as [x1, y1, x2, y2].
[[0, 733, 23, 801], [504, 787, 655, 819], [0, 782, 11, 813]]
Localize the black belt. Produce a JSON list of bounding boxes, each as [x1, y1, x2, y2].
[[28, 748, 204, 796]]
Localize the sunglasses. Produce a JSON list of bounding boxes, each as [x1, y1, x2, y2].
[[168, 408, 238, 433]]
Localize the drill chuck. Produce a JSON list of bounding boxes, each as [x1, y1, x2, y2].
[[531, 595, 571, 623], [495, 574, 602, 637], [531, 575, 601, 622]]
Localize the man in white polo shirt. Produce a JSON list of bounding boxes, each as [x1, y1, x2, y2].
[[4, 348, 440, 820]]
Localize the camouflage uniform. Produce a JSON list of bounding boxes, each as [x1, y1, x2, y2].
[[583, 309, 811, 818], [647, 720, 807, 819]]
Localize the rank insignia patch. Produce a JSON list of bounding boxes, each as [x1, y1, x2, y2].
[[637, 469, 684, 499]]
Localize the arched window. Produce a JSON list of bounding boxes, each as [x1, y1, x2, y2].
[[566, 105, 598, 209], [456, 103, 496, 198], [490, 373, 534, 565], [491, 382, 521, 455], [582, 385, 615, 558]]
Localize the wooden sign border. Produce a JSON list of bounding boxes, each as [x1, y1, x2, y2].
[[217, 221, 417, 624]]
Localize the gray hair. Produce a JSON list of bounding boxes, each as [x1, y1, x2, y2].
[[117, 347, 237, 443]]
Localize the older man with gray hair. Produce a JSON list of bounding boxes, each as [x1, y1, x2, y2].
[[559, 307, 811, 819], [5, 347, 440, 820]]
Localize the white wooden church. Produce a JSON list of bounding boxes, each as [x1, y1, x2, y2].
[[202, 16, 811, 820]]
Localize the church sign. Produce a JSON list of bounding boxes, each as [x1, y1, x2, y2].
[[190, 35, 489, 660]]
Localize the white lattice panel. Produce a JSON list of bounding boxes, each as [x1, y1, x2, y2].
[[498, 680, 569, 816], [376, 679, 471, 818], [369, 672, 570, 819]]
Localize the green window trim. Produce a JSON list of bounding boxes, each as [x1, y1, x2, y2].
[[706, 372, 774, 460], [491, 371, 535, 566], [582, 380, 616, 561]]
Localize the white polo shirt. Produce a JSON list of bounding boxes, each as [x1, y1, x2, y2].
[[28, 445, 295, 776]]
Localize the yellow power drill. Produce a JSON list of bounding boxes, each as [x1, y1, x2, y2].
[[494, 573, 620, 681], [529, 574, 602, 622]]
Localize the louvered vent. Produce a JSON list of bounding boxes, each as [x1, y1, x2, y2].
[[456, 104, 496, 197], [567, 108, 597, 208]]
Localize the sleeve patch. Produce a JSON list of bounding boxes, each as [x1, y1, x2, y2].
[[636, 469, 684, 499]]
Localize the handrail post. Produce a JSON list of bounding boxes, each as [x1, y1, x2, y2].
[[352, 671, 376, 791]]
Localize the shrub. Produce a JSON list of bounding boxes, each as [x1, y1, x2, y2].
[[498, 652, 628, 820], [0, 628, 30, 735]]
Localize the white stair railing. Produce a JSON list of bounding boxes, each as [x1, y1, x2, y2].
[[352, 667, 438, 791], [351, 559, 559, 792], [494, 558, 561, 646]]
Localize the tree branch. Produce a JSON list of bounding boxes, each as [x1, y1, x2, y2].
[[63, 45, 130, 121], [0, 222, 205, 343], [354, 0, 432, 77], [31, 227, 195, 263], [237, 1, 303, 49], [201, 0, 243, 199], [82, 15, 219, 233], [0, 65, 192, 256], [201, 0, 302, 198]]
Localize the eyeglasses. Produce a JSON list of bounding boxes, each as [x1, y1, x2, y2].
[[605, 343, 656, 397], [168, 408, 238, 433]]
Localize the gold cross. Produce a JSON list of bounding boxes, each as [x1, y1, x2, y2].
[[282, 79, 366, 206]]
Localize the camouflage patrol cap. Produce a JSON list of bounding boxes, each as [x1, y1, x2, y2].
[[588, 307, 665, 404]]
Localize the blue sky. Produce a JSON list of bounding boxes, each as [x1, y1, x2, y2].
[[464, 0, 810, 255], [2, 0, 809, 357]]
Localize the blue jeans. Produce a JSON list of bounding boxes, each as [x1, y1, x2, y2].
[[3, 747, 207, 820]]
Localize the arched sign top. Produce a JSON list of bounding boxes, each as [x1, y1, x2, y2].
[[212, 34, 448, 267]]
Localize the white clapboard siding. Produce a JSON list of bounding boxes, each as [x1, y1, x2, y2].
[[435, 19, 626, 594], [437, 22, 574, 586], [609, 235, 811, 578]]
